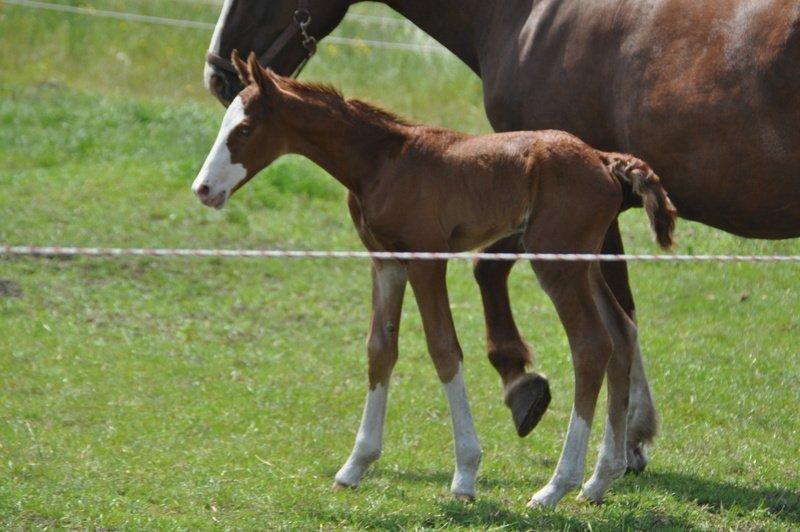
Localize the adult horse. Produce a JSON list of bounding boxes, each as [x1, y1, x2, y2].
[[202, 0, 800, 486]]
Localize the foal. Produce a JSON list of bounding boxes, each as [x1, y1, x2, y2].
[[192, 52, 677, 507]]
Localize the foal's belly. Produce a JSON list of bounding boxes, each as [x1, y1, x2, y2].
[[362, 199, 528, 254], [445, 224, 523, 254]]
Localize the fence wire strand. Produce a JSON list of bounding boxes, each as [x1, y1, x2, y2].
[[1, 0, 447, 54], [2, 246, 799, 263]]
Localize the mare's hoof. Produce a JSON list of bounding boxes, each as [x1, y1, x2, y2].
[[505, 373, 551, 438], [625, 443, 649, 474]]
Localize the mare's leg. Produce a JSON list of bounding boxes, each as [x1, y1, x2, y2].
[[601, 220, 658, 472], [579, 267, 638, 502], [408, 260, 482, 500], [473, 235, 551, 437], [334, 260, 407, 489]]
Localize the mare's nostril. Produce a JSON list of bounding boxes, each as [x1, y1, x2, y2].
[[197, 184, 211, 198], [209, 73, 226, 97]]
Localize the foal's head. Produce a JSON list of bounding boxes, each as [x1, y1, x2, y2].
[[193, 52, 292, 209]]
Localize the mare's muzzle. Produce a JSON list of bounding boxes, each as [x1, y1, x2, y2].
[[205, 63, 244, 106]]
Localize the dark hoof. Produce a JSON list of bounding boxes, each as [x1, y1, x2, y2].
[[505, 374, 551, 437], [625, 444, 649, 475]]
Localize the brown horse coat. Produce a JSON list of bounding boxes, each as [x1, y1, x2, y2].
[[201, 2, 800, 478], [192, 53, 676, 506]]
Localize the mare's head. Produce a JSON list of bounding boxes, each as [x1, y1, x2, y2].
[[205, 0, 350, 105], [193, 52, 293, 209]]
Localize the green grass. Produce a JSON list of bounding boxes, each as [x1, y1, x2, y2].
[[1, 2, 799, 529]]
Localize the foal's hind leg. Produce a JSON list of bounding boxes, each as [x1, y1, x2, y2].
[[408, 260, 482, 500], [473, 235, 551, 437], [579, 266, 638, 503], [527, 261, 613, 508], [523, 163, 621, 508], [600, 221, 658, 473], [334, 260, 407, 489]]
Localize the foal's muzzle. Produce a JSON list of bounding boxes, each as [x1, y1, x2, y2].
[[193, 183, 228, 210]]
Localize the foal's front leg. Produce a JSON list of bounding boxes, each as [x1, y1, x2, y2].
[[473, 235, 551, 437], [334, 260, 407, 489], [407, 261, 482, 500]]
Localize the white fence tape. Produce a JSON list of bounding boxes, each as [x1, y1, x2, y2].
[[2, 246, 799, 263]]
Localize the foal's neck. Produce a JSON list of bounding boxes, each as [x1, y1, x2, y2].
[[280, 90, 410, 194]]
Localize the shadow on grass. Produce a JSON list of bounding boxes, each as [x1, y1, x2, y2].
[[627, 470, 800, 524], [314, 468, 692, 530], [316, 466, 798, 528], [307, 497, 694, 530], [368, 467, 512, 490], [369, 467, 800, 523]]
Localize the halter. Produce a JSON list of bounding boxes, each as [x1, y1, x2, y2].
[[205, 0, 317, 79]]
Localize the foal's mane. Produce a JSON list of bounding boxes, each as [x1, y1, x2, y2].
[[275, 76, 414, 130]]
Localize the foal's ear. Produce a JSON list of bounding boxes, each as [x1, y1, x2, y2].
[[247, 51, 278, 97], [231, 49, 251, 86]]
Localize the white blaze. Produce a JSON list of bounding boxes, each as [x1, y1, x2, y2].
[[204, 0, 236, 91], [192, 96, 248, 207]]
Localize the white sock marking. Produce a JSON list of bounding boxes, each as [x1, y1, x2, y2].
[[335, 383, 389, 487], [443, 364, 482, 497], [529, 408, 590, 507], [581, 416, 627, 502]]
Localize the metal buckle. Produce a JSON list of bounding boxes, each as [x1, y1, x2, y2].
[[294, 9, 311, 28], [302, 35, 317, 56], [294, 9, 317, 57]]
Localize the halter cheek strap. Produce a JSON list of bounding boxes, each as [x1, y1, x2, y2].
[[206, 0, 316, 78]]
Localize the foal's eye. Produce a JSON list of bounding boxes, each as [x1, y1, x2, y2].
[[238, 126, 252, 138]]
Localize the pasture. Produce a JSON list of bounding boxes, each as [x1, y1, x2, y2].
[[1, 1, 798, 529]]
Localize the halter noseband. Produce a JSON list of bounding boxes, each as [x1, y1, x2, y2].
[[206, 0, 317, 79]]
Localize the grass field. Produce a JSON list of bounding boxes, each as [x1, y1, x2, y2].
[[1, 1, 799, 529]]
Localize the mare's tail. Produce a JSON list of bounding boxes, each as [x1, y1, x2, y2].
[[601, 152, 677, 249]]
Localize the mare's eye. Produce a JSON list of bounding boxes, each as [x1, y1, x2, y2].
[[238, 126, 252, 138]]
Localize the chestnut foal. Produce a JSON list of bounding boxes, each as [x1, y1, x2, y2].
[[192, 53, 677, 507]]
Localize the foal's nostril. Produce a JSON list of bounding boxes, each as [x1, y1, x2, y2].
[[197, 184, 211, 198]]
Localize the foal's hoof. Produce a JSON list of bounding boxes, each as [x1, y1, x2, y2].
[[576, 490, 605, 506], [332, 481, 356, 492], [453, 492, 476, 503], [505, 373, 552, 437]]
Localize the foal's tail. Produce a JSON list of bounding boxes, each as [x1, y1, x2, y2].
[[601, 152, 677, 249]]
